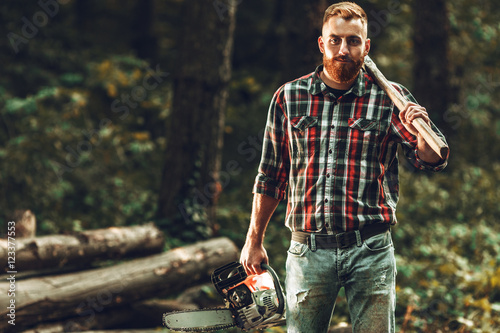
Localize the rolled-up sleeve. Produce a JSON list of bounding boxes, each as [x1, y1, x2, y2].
[[252, 87, 290, 200]]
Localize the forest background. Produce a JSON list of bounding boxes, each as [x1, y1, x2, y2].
[[1, 0, 499, 331]]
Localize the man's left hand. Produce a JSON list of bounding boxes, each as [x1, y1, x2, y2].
[[399, 102, 431, 137], [400, 102, 443, 164]]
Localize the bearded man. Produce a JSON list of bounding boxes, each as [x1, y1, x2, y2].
[[240, 2, 448, 332]]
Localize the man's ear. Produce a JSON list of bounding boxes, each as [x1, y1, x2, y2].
[[318, 36, 325, 54], [364, 38, 371, 56]]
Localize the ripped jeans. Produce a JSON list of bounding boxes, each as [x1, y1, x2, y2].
[[285, 230, 396, 333]]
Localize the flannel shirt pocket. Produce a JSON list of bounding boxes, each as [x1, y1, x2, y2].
[[290, 116, 319, 158], [346, 117, 390, 168], [348, 117, 389, 144], [291, 116, 318, 131], [348, 118, 379, 131]]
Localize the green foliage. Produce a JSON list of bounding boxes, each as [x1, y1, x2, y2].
[[395, 223, 500, 330], [390, 163, 500, 331], [0, 54, 170, 233]]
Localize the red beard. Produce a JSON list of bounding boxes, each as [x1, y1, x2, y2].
[[323, 54, 364, 83]]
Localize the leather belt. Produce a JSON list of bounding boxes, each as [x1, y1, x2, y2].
[[291, 223, 390, 250]]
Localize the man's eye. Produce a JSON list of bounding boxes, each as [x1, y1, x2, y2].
[[349, 39, 361, 45], [330, 38, 340, 44]]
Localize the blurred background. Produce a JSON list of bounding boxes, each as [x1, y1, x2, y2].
[[1, 0, 499, 331]]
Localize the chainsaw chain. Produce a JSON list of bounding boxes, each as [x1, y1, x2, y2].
[[163, 308, 237, 332]]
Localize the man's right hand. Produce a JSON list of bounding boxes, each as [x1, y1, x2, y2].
[[240, 193, 279, 275], [240, 240, 269, 275]]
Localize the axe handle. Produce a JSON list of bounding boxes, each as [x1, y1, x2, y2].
[[363, 55, 449, 160]]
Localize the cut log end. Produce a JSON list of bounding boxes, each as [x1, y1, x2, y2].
[[8, 209, 36, 238]]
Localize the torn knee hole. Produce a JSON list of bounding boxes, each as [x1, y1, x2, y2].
[[296, 290, 309, 303]]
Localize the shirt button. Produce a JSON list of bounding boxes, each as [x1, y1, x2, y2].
[[330, 125, 335, 129], [326, 173, 330, 178], [329, 149, 333, 154], [325, 198, 328, 203]]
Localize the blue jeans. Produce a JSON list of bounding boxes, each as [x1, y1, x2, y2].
[[285, 230, 396, 333]]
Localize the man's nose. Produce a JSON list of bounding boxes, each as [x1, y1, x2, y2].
[[338, 39, 349, 55]]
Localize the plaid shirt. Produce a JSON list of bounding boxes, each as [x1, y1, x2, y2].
[[253, 65, 448, 234]]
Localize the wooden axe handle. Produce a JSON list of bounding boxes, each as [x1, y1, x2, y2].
[[363, 55, 449, 160]]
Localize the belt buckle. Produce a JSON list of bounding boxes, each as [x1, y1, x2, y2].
[[335, 232, 350, 249], [307, 233, 317, 252]]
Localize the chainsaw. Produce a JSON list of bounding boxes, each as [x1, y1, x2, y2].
[[163, 262, 286, 331]]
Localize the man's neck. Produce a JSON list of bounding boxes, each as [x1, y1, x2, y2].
[[320, 70, 357, 90]]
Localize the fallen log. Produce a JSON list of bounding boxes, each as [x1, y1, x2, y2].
[[19, 300, 199, 333], [75, 331, 161, 333], [22, 327, 161, 333], [130, 299, 202, 328], [18, 306, 138, 333], [76, 331, 161, 333], [0, 223, 165, 273], [0, 237, 239, 332], [175, 283, 223, 308]]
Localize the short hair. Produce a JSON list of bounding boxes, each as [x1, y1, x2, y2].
[[323, 2, 368, 27]]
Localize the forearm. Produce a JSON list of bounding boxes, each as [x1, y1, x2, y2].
[[416, 133, 442, 164], [399, 102, 446, 165], [241, 193, 280, 274], [245, 193, 280, 245]]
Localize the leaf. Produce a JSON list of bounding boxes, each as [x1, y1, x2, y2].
[[492, 303, 500, 312], [438, 263, 456, 275], [60, 73, 84, 86], [5, 97, 37, 114]]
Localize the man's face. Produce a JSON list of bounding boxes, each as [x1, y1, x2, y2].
[[318, 16, 370, 84]]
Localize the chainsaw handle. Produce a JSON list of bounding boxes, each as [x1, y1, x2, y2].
[[261, 263, 285, 316]]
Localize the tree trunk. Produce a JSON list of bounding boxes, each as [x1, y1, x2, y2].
[[156, 0, 238, 240], [0, 237, 239, 332], [0, 223, 164, 273], [274, 0, 327, 83], [412, 0, 452, 138], [132, 0, 157, 62]]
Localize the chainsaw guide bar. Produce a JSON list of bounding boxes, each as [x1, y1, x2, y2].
[[163, 308, 236, 332]]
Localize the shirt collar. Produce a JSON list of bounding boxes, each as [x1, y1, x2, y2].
[[309, 64, 369, 97]]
